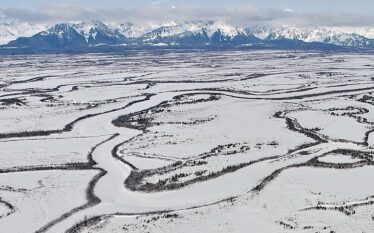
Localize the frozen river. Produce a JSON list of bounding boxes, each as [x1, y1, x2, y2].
[[0, 51, 374, 233]]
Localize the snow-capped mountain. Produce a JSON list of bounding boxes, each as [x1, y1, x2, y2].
[[139, 21, 244, 45], [139, 21, 262, 45], [2, 20, 374, 51], [8, 23, 87, 49], [265, 26, 373, 47], [116, 22, 167, 38], [142, 21, 239, 39], [72, 20, 127, 45], [0, 20, 49, 45]]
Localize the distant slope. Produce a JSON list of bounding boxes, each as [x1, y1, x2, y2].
[[8, 24, 88, 49], [0, 21, 49, 45]]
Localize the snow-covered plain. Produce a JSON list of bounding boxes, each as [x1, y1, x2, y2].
[[0, 51, 374, 233]]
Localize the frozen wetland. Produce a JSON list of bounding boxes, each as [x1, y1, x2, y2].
[[0, 51, 374, 232]]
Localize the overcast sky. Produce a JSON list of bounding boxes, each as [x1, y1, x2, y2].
[[1, 0, 374, 27], [1, 0, 374, 13]]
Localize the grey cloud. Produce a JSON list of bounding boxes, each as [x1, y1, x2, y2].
[[2, 5, 374, 27], [1, 6, 101, 23]]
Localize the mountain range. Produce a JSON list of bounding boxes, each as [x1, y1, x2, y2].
[[2, 20, 374, 52]]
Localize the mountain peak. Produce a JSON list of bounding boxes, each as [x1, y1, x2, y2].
[[45, 24, 74, 36]]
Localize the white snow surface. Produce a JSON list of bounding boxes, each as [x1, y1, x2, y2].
[[0, 51, 374, 232]]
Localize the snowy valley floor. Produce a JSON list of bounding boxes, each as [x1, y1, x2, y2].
[[0, 51, 374, 233]]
